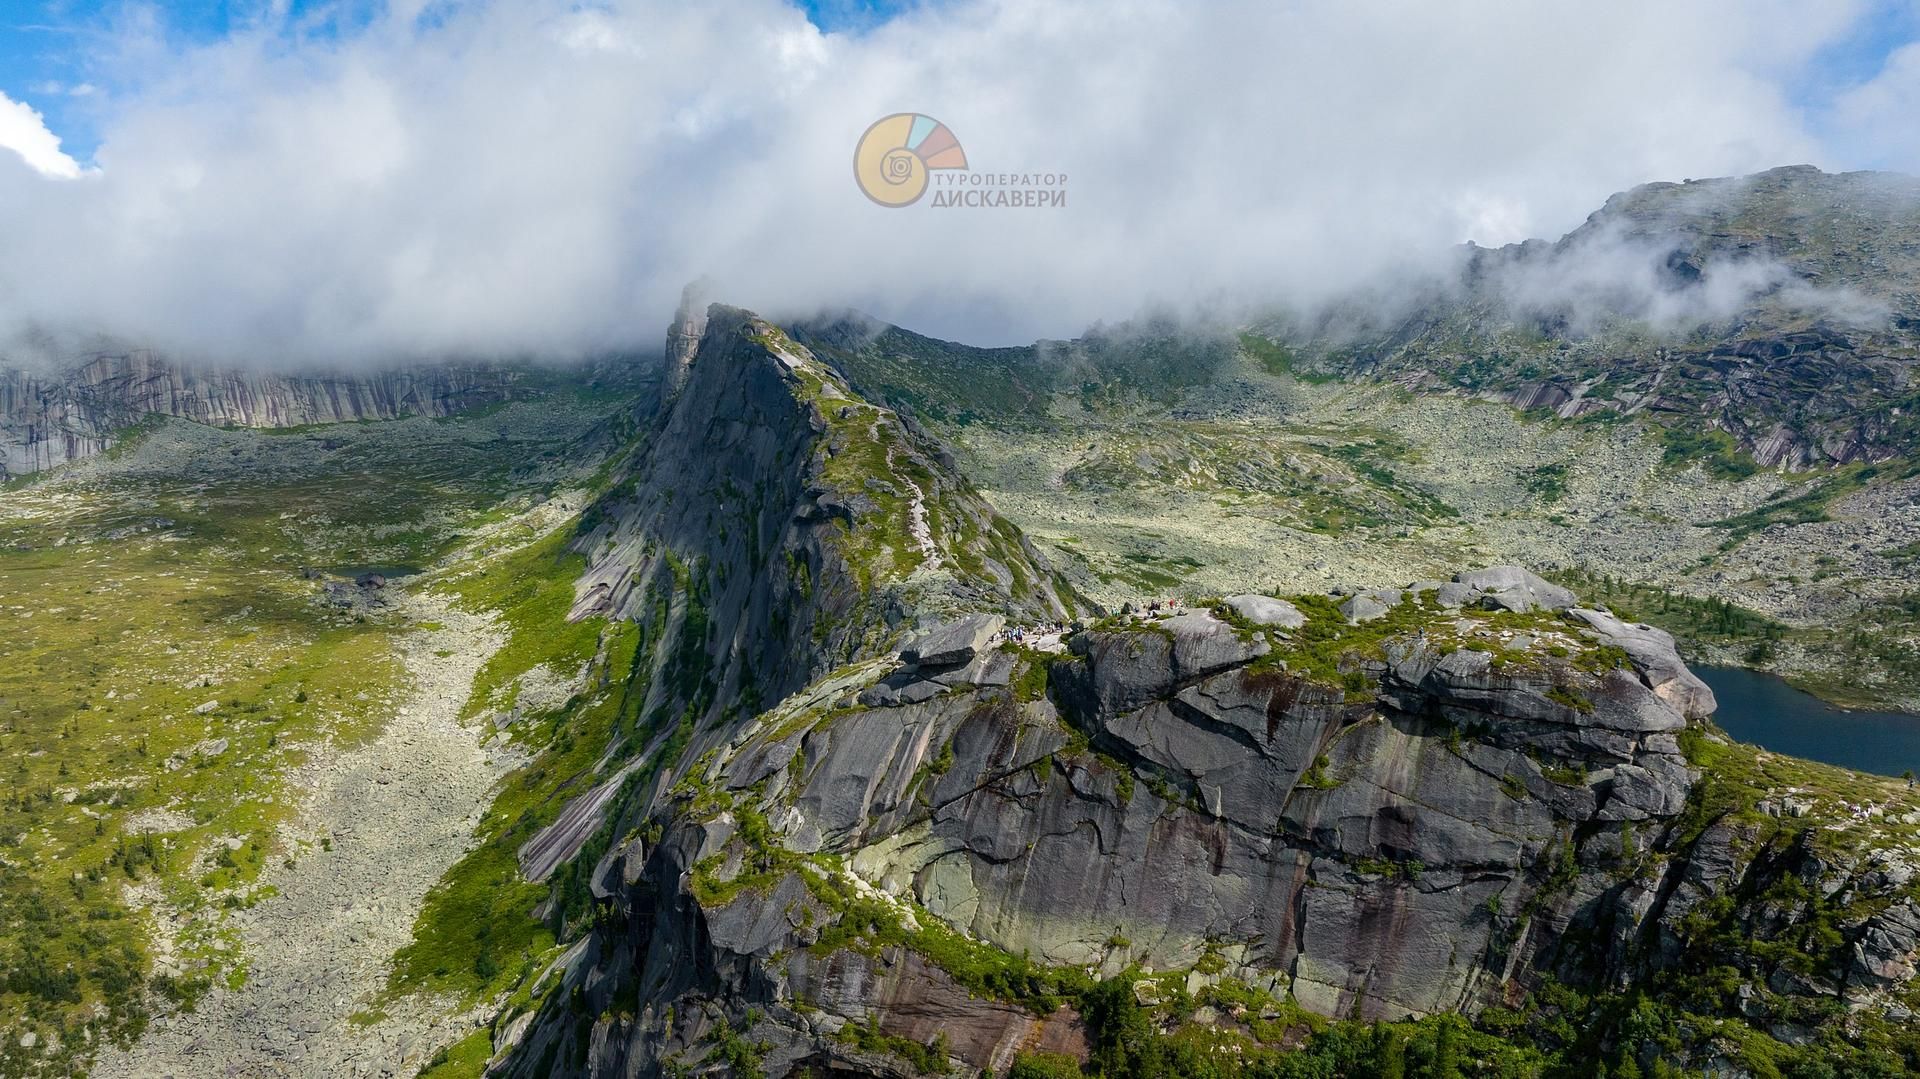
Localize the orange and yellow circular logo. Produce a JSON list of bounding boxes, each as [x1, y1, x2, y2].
[[853, 113, 968, 207]]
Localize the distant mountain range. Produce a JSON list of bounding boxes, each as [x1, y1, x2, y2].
[[800, 166, 1920, 472], [1266, 165, 1920, 469]]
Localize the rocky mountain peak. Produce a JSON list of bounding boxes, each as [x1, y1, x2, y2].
[[663, 281, 711, 403], [1265, 165, 1920, 469]]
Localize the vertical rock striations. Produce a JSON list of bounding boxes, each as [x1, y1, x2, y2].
[[482, 308, 1079, 999], [0, 351, 531, 477], [662, 281, 710, 405]]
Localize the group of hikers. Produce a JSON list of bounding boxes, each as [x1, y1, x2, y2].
[[997, 621, 1071, 646], [993, 597, 1188, 648]]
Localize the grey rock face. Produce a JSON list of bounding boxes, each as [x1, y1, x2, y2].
[[1, 352, 525, 476], [1569, 607, 1718, 718], [1594, 760, 1692, 821], [901, 614, 1004, 668], [1224, 593, 1305, 628], [662, 280, 710, 403], [1338, 588, 1401, 622], [1060, 610, 1268, 715], [1455, 566, 1577, 613], [1850, 899, 1920, 991], [505, 537, 1920, 1079], [506, 590, 1763, 1078], [1410, 580, 1481, 609], [495, 308, 1079, 1070], [480, 307, 1920, 1079]]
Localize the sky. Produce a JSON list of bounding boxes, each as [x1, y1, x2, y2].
[[1, 0, 1919, 366]]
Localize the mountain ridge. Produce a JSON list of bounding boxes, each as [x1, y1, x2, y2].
[[1267, 164, 1920, 469], [462, 303, 1920, 1078]]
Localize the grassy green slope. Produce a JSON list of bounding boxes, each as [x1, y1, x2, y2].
[[0, 383, 631, 1077]]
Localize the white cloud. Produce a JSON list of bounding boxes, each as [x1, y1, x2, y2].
[[0, 0, 1903, 367], [29, 81, 99, 98], [1828, 40, 1920, 172], [0, 91, 88, 180]]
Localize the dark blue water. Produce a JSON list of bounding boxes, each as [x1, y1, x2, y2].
[[327, 564, 423, 580], [1697, 665, 1920, 777]]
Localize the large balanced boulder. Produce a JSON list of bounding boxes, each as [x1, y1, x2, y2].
[[900, 613, 1004, 668], [1224, 593, 1306, 629], [1456, 565, 1576, 613]]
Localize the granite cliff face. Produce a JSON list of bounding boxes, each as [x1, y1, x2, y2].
[[0, 350, 527, 477], [495, 572, 1920, 1076], [484, 307, 1077, 955], [567, 305, 1071, 699], [468, 306, 1920, 1077]]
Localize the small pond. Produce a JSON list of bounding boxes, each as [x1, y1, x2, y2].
[[325, 564, 423, 580], [1696, 665, 1920, 778]]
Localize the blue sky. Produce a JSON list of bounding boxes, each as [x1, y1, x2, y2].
[[1797, 1, 1920, 102], [0, 0, 916, 160], [6, 0, 1918, 169], [6, 0, 1918, 167]]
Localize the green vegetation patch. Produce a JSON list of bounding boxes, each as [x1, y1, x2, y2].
[[1237, 591, 1629, 695], [392, 539, 649, 1002], [1653, 425, 1760, 482], [415, 1028, 496, 1079], [1554, 570, 1789, 664], [1521, 462, 1570, 503], [437, 526, 603, 721], [1705, 458, 1912, 548], [1059, 421, 1455, 538], [0, 439, 569, 1069], [1238, 331, 1338, 384]]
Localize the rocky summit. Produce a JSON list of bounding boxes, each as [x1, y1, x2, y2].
[[1266, 166, 1920, 471]]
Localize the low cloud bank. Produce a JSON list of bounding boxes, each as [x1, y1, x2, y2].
[[0, 0, 1909, 370]]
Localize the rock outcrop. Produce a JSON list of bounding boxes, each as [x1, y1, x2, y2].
[[1454, 565, 1578, 613], [1223, 593, 1305, 628], [1568, 607, 1718, 718], [458, 304, 1920, 1078], [473, 309, 1078, 965], [662, 281, 710, 404], [490, 557, 1917, 1076], [562, 308, 1071, 744]]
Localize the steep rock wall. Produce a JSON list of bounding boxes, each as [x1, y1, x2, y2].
[[1, 351, 527, 476], [482, 559, 1912, 1078], [483, 309, 1080, 981]]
